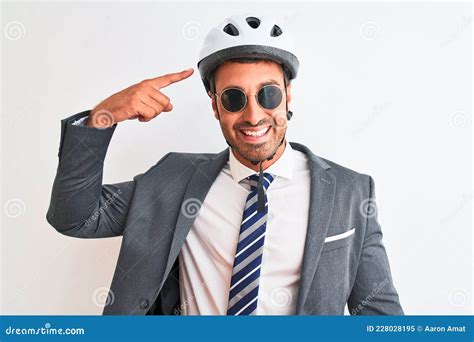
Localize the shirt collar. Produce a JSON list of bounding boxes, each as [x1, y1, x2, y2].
[[228, 141, 295, 183]]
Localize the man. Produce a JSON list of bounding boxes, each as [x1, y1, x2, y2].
[[46, 14, 403, 315]]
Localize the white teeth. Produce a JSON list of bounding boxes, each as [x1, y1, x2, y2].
[[241, 127, 269, 137]]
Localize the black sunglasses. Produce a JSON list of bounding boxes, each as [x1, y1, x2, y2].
[[214, 84, 284, 113]]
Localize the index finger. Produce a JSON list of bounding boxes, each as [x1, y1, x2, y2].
[[149, 68, 194, 89]]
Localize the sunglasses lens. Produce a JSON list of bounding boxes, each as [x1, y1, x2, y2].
[[257, 85, 283, 110], [221, 88, 246, 112]]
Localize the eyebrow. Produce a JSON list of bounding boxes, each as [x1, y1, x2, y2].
[[258, 79, 281, 87], [217, 78, 283, 94], [222, 79, 281, 92]]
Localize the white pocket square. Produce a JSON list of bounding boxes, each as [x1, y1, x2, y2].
[[324, 228, 355, 243]]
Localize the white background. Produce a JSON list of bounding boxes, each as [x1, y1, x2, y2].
[[1, 1, 472, 314]]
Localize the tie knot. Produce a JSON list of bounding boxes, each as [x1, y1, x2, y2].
[[247, 173, 275, 192]]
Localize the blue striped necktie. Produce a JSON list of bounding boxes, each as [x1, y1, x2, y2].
[[227, 172, 275, 315]]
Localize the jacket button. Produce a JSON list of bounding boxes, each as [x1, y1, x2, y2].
[[139, 299, 149, 309]]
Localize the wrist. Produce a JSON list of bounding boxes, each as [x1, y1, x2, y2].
[[88, 109, 115, 129]]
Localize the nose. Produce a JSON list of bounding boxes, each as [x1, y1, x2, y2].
[[241, 95, 267, 126]]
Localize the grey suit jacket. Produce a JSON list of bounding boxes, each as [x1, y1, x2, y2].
[[46, 110, 403, 315]]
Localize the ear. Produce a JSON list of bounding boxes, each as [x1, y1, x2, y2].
[[209, 91, 219, 120]]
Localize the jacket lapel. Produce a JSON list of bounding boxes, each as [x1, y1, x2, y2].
[[163, 148, 230, 278], [290, 143, 336, 314]]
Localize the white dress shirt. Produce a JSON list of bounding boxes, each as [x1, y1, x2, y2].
[[72, 118, 311, 315], [178, 142, 311, 315]]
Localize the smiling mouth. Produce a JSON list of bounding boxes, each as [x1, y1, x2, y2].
[[238, 126, 272, 138]]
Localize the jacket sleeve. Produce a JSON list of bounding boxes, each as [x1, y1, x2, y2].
[[46, 110, 170, 239], [347, 175, 404, 315]]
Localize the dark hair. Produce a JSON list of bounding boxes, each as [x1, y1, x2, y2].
[[208, 57, 291, 94]]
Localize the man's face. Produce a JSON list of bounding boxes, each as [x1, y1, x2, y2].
[[211, 60, 292, 162]]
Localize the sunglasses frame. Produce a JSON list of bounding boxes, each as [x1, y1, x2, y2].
[[213, 84, 285, 113]]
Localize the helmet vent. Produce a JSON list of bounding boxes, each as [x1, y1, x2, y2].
[[246, 17, 261, 29], [270, 25, 283, 37], [223, 23, 239, 36]]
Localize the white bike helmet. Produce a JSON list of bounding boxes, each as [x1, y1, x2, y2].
[[197, 14, 299, 93]]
